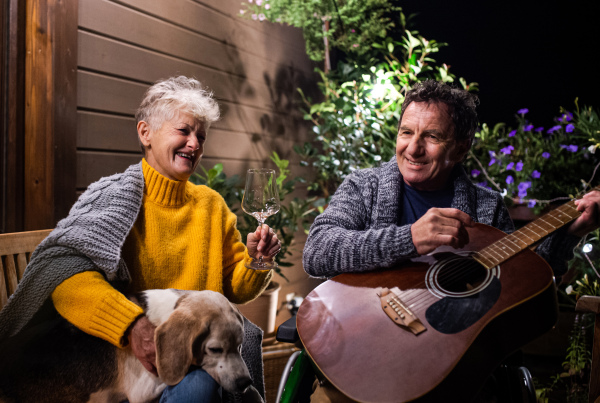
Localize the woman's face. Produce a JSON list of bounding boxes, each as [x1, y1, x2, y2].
[[138, 111, 206, 181]]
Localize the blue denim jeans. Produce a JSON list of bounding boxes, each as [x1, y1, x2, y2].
[[160, 367, 221, 403]]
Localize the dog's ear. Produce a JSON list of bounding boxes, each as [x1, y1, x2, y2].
[[155, 308, 209, 385]]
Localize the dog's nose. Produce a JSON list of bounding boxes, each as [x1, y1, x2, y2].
[[236, 376, 253, 391]]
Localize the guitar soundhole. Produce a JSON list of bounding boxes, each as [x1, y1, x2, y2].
[[425, 252, 500, 298], [437, 258, 488, 293]]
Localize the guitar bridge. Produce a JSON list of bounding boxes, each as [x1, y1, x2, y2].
[[379, 287, 426, 335]]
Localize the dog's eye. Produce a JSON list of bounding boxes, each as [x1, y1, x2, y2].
[[208, 347, 223, 354]]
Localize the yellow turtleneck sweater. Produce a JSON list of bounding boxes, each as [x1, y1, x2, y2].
[[52, 159, 272, 346]]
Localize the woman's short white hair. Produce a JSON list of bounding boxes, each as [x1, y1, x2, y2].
[[136, 76, 220, 132]]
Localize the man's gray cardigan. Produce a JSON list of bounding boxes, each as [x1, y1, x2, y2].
[[0, 162, 265, 400], [303, 157, 580, 278]]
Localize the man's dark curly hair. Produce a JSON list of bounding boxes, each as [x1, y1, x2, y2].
[[399, 80, 479, 147]]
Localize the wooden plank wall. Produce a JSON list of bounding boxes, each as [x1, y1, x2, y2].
[[77, 0, 317, 188], [77, 0, 323, 322]]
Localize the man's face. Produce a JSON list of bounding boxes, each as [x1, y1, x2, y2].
[[396, 102, 467, 191]]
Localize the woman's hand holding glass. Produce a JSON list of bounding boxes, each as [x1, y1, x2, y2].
[[246, 224, 281, 265], [242, 169, 281, 270]]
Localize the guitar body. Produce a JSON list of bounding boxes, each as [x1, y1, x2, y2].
[[297, 223, 559, 403]]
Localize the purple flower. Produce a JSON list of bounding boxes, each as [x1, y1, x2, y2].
[[517, 108, 529, 115], [489, 157, 497, 166], [506, 175, 514, 184], [506, 162, 514, 170], [509, 130, 516, 137], [542, 152, 551, 159], [500, 145, 514, 155], [528, 200, 537, 208], [559, 111, 573, 122], [531, 170, 541, 179], [561, 144, 579, 152], [518, 181, 531, 198], [547, 125, 561, 134], [516, 161, 524, 171], [535, 127, 544, 132], [566, 124, 574, 133], [477, 181, 491, 189], [518, 181, 531, 190], [523, 124, 534, 132], [471, 169, 481, 177]]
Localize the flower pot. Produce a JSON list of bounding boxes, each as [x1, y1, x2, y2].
[[237, 281, 281, 333]]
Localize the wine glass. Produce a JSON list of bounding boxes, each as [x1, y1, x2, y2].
[[242, 168, 281, 270]]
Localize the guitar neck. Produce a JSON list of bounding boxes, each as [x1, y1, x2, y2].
[[473, 199, 581, 269]]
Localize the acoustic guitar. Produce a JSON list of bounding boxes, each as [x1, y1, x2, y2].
[[297, 196, 588, 402]]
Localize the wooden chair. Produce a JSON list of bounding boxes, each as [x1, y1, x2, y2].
[[0, 229, 52, 310], [575, 295, 600, 403]]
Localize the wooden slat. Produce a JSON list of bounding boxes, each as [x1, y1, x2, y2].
[[0, 229, 51, 309], [16, 252, 28, 280], [78, 0, 311, 86], [77, 111, 139, 151], [4, 255, 18, 297], [77, 71, 146, 115], [0, 229, 52, 255], [76, 151, 141, 189], [0, 258, 7, 309]]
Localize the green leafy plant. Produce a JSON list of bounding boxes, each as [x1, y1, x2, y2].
[[536, 312, 592, 403], [534, 230, 600, 401], [240, 0, 402, 70]]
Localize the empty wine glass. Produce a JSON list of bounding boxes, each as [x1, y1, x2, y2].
[[242, 168, 281, 270]]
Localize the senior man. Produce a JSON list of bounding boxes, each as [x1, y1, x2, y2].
[[302, 79, 600, 402]]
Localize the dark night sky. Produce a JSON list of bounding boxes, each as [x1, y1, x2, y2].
[[400, 0, 600, 128]]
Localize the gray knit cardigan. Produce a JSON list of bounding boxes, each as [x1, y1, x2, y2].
[[0, 161, 265, 400], [303, 157, 580, 278]]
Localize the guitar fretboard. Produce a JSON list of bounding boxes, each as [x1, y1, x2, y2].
[[473, 200, 581, 269]]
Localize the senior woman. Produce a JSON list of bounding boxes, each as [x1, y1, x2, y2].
[[0, 76, 280, 402]]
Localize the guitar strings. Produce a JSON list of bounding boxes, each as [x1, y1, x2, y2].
[[397, 257, 490, 310]]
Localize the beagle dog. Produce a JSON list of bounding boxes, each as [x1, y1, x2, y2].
[[0, 289, 263, 403]]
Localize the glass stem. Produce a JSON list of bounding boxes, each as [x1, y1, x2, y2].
[[258, 219, 265, 264]]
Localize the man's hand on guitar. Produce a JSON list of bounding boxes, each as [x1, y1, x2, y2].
[[411, 208, 474, 255], [570, 190, 600, 238]]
